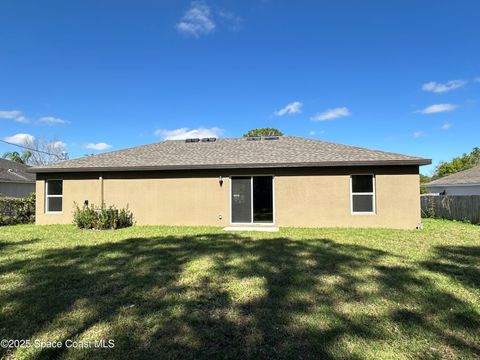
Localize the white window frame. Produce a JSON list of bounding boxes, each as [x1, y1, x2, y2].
[[350, 174, 376, 215], [229, 175, 275, 225], [45, 179, 63, 213]]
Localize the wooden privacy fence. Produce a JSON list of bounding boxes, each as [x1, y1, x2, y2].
[[421, 195, 480, 224]]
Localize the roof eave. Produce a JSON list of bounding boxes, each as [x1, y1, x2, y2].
[[29, 159, 432, 173], [425, 182, 480, 187], [0, 179, 35, 184]]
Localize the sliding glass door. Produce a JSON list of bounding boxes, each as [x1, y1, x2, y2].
[[231, 176, 274, 224]]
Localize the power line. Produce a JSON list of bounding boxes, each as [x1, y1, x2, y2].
[[0, 139, 67, 160]]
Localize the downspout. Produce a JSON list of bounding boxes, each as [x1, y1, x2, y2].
[[99, 173, 104, 205]]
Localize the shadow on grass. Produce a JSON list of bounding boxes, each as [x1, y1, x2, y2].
[[0, 234, 478, 359], [0, 238, 39, 251], [422, 245, 480, 289]]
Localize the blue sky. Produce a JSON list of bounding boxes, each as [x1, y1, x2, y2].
[[0, 0, 479, 174]]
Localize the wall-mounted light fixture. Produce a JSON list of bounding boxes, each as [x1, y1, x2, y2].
[[219, 176, 223, 187]]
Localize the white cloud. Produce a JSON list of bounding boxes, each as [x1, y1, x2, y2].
[[217, 9, 243, 31], [309, 130, 325, 136], [84, 142, 112, 150], [38, 116, 69, 125], [311, 107, 351, 121], [422, 80, 466, 93], [176, 1, 215, 38], [49, 141, 67, 148], [154, 127, 224, 140], [418, 103, 457, 114], [0, 110, 28, 123], [275, 101, 302, 116], [0, 110, 21, 119], [413, 131, 424, 138], [441, 122, 452, 130], [3, 133, 35, 145]]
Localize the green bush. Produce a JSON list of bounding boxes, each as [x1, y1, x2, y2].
[[0, 193, 36, 226], [73, 202, 133, 230]]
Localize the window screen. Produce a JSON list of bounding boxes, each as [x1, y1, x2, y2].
[[231, 177, 252, 223]]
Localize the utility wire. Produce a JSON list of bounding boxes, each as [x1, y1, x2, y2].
[[0, 139, 67, 160]]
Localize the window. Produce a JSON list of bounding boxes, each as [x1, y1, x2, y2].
[[351, 175, 375, 214], [46, 180, 63, 212]]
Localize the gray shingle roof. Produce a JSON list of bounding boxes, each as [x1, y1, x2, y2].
[[426, 165, 480, 186], [30, 136, 431, 173], [0, 158, 35, 182]]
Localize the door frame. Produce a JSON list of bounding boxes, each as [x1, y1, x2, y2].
[[229, 175, 275, 225]]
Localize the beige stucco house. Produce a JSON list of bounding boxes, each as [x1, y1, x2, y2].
[[30, 136, 431, 229]]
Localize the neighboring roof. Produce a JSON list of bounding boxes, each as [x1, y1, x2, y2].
[[0, 158, 35, 183], [30, 136, 431, 173], [426, 165, 480, 187]]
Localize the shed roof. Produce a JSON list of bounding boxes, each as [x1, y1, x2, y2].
[[30, 136, 431, 173]]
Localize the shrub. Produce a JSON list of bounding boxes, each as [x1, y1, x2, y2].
[[0, 193, 36, 226], [73, 202, 133, 230]]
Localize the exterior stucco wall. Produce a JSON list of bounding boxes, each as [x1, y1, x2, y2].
[[103, 177, 228, 226], [0, 182, 35, 198], [427, 185, 480, 196], [275, 173, 420, 228], [36, 166, 421, 229]]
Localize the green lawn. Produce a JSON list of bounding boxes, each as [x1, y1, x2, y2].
[[0, 220, 479, 359]]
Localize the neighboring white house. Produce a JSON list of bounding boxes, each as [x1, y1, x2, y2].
[[0, 158, 35, 198], [426, 165, 480, 195]]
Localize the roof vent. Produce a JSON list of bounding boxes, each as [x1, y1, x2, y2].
[[201, 137, 217, 142], [263, 136, 279, 140], [185, 138, 200, 143], [246, 136, 262, 141]]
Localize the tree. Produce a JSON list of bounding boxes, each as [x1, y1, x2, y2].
[[419, 174, 431, 194], [243, 128, 284, 137], [433, 147, 480, 179], [23, 137, 67, 166], [2, 150, 32, 165]]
